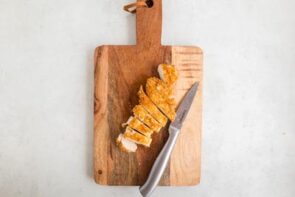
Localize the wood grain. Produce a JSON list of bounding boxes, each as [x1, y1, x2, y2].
[[170, 46, 203, 185], [93, 0, 203, 186]]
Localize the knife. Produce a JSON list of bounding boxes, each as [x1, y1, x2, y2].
[[139, 82, 199, 197]]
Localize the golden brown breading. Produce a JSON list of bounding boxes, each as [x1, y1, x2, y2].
[[138, 86, 168, 126], [133, 105, 162, 132], [147, 93, 176, 121], [125, 116, 153, 137], [145, 77, 176, 121], [146, 77, 172, 100], [158, 64, 178, 85], [146, 77, 176, 107], [123, 127, 152, 147]]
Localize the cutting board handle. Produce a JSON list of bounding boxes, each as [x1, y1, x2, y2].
[[136, 0, 162, 47]]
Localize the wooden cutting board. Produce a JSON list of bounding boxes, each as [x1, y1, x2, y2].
[[93, 0, 203, 186]]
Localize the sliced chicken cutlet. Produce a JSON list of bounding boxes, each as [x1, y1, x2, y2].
[[123, 116, 153, 137], [146, 77, 176, 106], [138, 86, 168, 127], [146, 78, 176, 121], [123, 127, 152, 147], [147, 95, 176, 121], [116, 64, 178, 152], [116, 134, 137, 152], [158, 64, 178, 85], [133, 105, 162, 132]]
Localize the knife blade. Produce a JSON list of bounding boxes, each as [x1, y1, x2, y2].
[[139, 82, 199, 197], [170, 82, 199, 131]]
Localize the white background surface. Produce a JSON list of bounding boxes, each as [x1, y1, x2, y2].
[[0, 0, 294, 196]]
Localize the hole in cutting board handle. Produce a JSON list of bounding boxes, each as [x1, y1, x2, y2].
[[145, 0, 153, 8]]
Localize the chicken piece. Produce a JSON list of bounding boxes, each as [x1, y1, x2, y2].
[[158, 64, 178, 85], [145, 78, 176, 121], [146, 77, 176, 106], [116, 134, 137, 152], [133, 105, 162, 132], [123, 116, 153, 137], [123, 127, 152, 147], [147, 93, 176, 121], [138, 86, 168, 126], [146, 77, 173, 100]]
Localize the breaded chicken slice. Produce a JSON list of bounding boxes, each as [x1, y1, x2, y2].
[[146, 77, 176, 106], [138, 86, 168, 127], [147, 92, 176, 121], [133, 105, 162, 132], [116, 134, 137, 152], [123, 127, 152, 147], [123, 116, 153, 137], [158, 64, 178, 85], [145, 78, 176, 121]]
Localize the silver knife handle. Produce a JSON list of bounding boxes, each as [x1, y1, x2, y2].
[[139, 127, 180, 197]]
